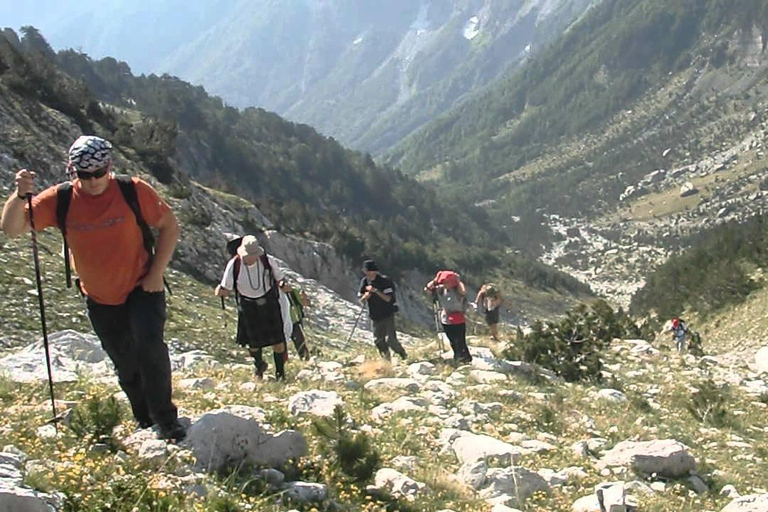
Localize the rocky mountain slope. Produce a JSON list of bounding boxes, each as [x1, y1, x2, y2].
[[0, 315, 767, 511], [384, 0, 768, 308]]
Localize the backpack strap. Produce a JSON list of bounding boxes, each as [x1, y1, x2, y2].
[[260, 253, 280, 288], [56, 182, 74, 288], [115, 175, 172, 295], [115, 175, 154, 256], [232, 255, 241, 305]]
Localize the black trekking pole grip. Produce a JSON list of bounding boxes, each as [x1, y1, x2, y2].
[[26, 194, 58, 431]]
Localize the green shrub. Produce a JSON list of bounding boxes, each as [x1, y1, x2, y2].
[[0, 373, 15, 403], [179, 205, 213, 227], [68, 395, 123, 445], [312, 406, 380, 483], [686, 379, 731, 428], [167, 181, 193, 199], [503, 299, 641, 382]]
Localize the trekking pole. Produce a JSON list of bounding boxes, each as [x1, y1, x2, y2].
[[346, 302, 366, 345], [26, 195, 58, 432], [220, 296, 228, 328], [431, 294, 445, 352]]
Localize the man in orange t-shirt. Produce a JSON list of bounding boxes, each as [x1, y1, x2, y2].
[[1, 135, 185, 441]]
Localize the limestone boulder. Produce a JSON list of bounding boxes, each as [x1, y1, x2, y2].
[[288, 390, 343, 417], [186, 406, 307, 471], [599, 440, 695, 478]]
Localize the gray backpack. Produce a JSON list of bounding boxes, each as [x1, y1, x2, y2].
[[440, 287, 466, 313]]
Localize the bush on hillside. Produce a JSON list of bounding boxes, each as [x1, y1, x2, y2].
[[504, 300, 643, 382], [68, 395, 123, 447], [312, 406, 380, 484], [686, 379, 732, 428]]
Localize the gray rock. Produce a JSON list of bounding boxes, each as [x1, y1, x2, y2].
[[186, 406, 307, 472], [364, 378, 421, 393], [451, 432, 523, 466], [177, 378, 216, 390], [257, 468, 285, 488], [680, 182, 698, 197], [407, 362, 436, 379], [599, 440, 696, 478], [0, 482, 59, 512], [597, 389, 628, 403], [287, 390, 343, 417], [722, 494, 768, 512], [457, 460, 487, 490], [136, 439, 169, 465], [371, 396, 428, 420], [374, 468, 426, 501], [479, 466, 550, 504], [688, 474, 708, 494], [755, 347, 768, 374], [282, 482, 327, 503]]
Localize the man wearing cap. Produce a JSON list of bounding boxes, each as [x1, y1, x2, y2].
[[214, 235, 291, 380], [358, 260, 407, 361], [1, 135, 185, 441]]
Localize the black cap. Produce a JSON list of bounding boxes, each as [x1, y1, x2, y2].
[[363, 260, 378, 271]]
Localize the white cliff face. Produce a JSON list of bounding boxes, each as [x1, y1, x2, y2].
[[741, 26, 767, 68], [260, 230, 358, 303]]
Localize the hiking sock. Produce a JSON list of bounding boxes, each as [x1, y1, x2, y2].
[[273, 350, 286, 380], [251, 353, 268, 379]]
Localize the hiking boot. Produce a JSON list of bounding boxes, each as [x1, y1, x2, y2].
[[136, 419, 154, 430], [158, 421, 186, 442], [254, 360, 268, 379], [397, 351, 408, 361]]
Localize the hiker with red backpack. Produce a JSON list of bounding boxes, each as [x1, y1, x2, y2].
[[670, 318, 688, 353], [425, 270, 472, 364], [214, 235, 292, 380], [1, 135, 186, 441]]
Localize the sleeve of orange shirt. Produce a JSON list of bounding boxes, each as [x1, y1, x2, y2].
[[27, 185, 59, 232], [133, 178, 172, 226]]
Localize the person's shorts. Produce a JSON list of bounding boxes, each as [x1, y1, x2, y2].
[[485, 308, 500, 325]]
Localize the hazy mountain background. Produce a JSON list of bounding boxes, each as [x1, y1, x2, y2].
[[0, 0, 598, 153]]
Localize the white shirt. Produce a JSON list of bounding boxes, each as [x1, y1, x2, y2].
[[220, 255, 284, 298]]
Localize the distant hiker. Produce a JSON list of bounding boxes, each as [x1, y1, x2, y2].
[[214, 235, 292, 380], [1, 135, 185, 441], [358, 260, 407, 361], [285, 281, 311, 360], [670, 318, 688, 353], [425, 270, 472, 364], [475, 283, 503, 341]]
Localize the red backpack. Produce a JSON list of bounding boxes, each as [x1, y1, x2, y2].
[[434, 270, 459, 288]]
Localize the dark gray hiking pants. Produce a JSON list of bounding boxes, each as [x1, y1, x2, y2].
[[87, 288, 178, 427], [372, 315, 405, 357]]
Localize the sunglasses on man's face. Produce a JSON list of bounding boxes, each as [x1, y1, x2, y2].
[[72, 166, 110, 180]]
